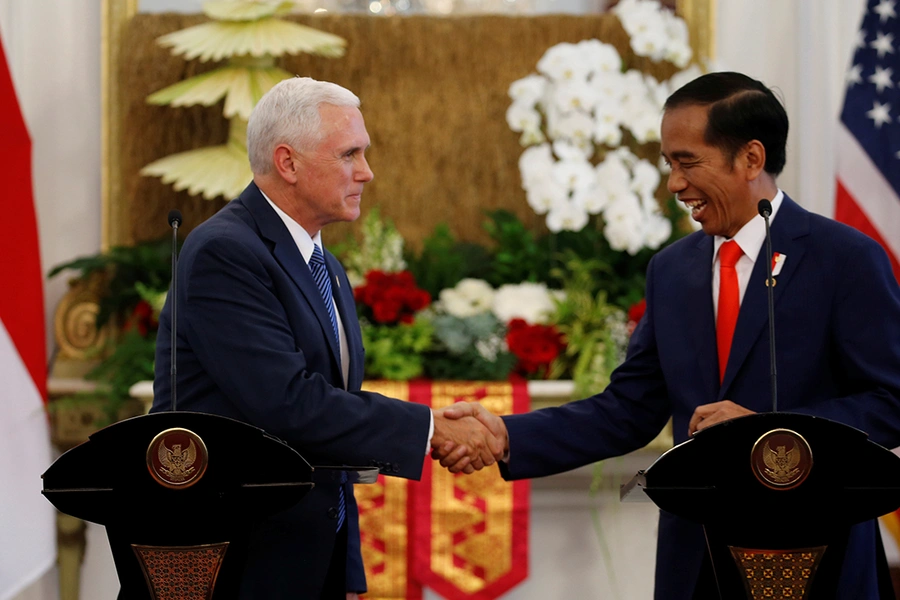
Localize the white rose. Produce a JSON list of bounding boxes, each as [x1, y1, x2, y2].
[[439, 278, 495, 317], [519, 144, 554, 188], [493, 282, 560, 324]]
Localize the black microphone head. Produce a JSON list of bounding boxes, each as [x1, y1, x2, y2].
[[757, 199, 773, 218], [168, 209, 183, 228]]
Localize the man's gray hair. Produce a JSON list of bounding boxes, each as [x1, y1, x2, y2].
[[247, 77, 360, 175]]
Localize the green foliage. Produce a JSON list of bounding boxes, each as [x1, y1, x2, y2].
[[483, 210, 549, 286], [405, 224, 492, 298], [361, 319, 434, 380], [549, 252, 630, 397], [424, 312, 515, 380], [340, 208, 408, 283], [85, 330, 157, 404], [48, 238, 175, 326]]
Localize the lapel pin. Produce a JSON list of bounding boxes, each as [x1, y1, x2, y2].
[[771, 253, 786, 277]]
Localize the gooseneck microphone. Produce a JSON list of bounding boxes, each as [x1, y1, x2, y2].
[[757, 199, 777, 413], [167, 210, 182, 412]]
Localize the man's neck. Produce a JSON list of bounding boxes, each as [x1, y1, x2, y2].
[[254, 176, 320, 237]]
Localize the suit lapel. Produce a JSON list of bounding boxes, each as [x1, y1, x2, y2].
[[684, 234, 720, 404], [326, 250, 364, 389], [719, 196, 809, 397], [239, 183, 342, 368]]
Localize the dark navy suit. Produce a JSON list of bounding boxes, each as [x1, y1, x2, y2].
[[152, 182, 431, 598], [501, 196, 900, 598]]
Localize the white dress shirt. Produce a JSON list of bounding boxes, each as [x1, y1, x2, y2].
[[712, 189, 784, 317]]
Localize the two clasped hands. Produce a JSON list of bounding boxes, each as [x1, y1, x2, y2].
[[430, 403, 507, 474], [428, 399, 755, 475]]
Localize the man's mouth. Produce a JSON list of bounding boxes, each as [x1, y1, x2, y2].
[[682, 199, 707, 218]]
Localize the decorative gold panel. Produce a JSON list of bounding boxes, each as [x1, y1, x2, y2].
[[132, 542, 229, 600], [730, 546, 826, 600]]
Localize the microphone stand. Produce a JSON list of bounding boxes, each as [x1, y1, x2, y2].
[[167, 210, 182, 412], [758, 200, 777, 413]]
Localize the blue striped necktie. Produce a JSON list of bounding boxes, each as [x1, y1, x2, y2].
[[308, 244, 345, 531]]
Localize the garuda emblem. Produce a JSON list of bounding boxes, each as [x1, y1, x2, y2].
[[158, 439, 197, 482], [147, 427, 208, 489], [751, 428, 812, 490], [762, 441, 801, 483]]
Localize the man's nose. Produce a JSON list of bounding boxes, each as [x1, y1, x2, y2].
[[357, 157, 374, 182], [666, 169, 685, 195]]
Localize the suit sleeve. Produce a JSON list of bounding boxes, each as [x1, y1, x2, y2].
[[791, 235, 900, 448], [500, 255, 672, 480], [182, 232, 431, 478]]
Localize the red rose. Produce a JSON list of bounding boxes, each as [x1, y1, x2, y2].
[[506, 321, 565, 377], [627, 298, 647, 335], [372, 299, 402, 323]]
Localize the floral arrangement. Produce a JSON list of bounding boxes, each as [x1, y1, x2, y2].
[[506, 0, 701, 254]]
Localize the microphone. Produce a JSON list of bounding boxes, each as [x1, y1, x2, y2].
[[757, 199, 777, 412], [168, 210, 182, 411]]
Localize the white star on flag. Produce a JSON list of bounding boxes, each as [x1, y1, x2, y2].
[[866, 100, 893, 127], [848, 63, 864, 87], [874, 0, 897, 22], [857, 28, 869, 49], [871, 31, 896, 57], [870, 65, 895, 92]]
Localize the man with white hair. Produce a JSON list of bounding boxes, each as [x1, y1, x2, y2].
[[152, 77, 501, 599]]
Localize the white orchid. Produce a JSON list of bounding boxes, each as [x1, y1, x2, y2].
[[507, 0, 698, 251], [547, 201, 590, 233]]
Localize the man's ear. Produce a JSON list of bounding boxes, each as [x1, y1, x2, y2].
[[742, 140, 767, 181], [273, 144, 299, 184]]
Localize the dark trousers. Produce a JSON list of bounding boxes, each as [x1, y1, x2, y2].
[[321, 524, 348, 599]]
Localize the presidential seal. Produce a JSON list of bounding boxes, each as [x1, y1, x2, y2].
[[751, 429, 812, 491], [147, 428, 209, 489]]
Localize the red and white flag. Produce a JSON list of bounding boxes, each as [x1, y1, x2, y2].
[[835, 0, 900, 280], [0, 33, 55, 600]]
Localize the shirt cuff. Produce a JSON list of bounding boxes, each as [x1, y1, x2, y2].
[[425, 409, 434, 455]]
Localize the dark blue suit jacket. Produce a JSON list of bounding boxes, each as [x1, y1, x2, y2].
[[152, 182, 431, 598], [501, 196, 900, 598]]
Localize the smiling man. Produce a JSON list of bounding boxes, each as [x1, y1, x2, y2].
[[152, 78, 502, 599], [436, 72, 900, 598]]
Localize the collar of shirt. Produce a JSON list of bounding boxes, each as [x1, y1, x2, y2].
[[712, 189, 784, 267], [261, 189, 322, 265]]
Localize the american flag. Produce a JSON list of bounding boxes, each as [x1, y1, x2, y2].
[[836, 0, 900, 280]]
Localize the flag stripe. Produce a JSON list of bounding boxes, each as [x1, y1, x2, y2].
[[0, 321, 54, 600], [0, 35, 45, 401], [835, 0, 900, 280], [836, 179, 900, 280]]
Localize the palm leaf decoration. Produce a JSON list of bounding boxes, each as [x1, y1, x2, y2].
[[141, 0, 346, 201], [156, 19, 346, 62], [147, 65, 293, 120]]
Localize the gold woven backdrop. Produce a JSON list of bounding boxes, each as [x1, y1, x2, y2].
[[119, 14, 679, 247]]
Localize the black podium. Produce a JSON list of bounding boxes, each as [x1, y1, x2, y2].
[[623, 413, 900, 599], [42, 411, 375, 599]]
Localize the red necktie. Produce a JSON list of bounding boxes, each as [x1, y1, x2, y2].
[[716, 240, 743, 383]]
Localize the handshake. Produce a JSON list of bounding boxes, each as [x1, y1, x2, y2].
[[430, 403, 508, 474]]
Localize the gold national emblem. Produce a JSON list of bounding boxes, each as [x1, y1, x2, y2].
[[750, 429, 812, 490], [147, 428, 209, 489]]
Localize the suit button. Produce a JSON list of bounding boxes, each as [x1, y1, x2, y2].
[[327, 507, 338, 519], [392, 464, 400, 473]]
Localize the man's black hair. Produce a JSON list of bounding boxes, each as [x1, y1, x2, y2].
[[664, 72, 789, 176]]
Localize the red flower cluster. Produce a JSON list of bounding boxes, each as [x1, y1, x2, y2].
[[627, 298, 646, 335], [354, 270, 431, 324], [506, 318, 565, 377], [123, 300, 157, 337]]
